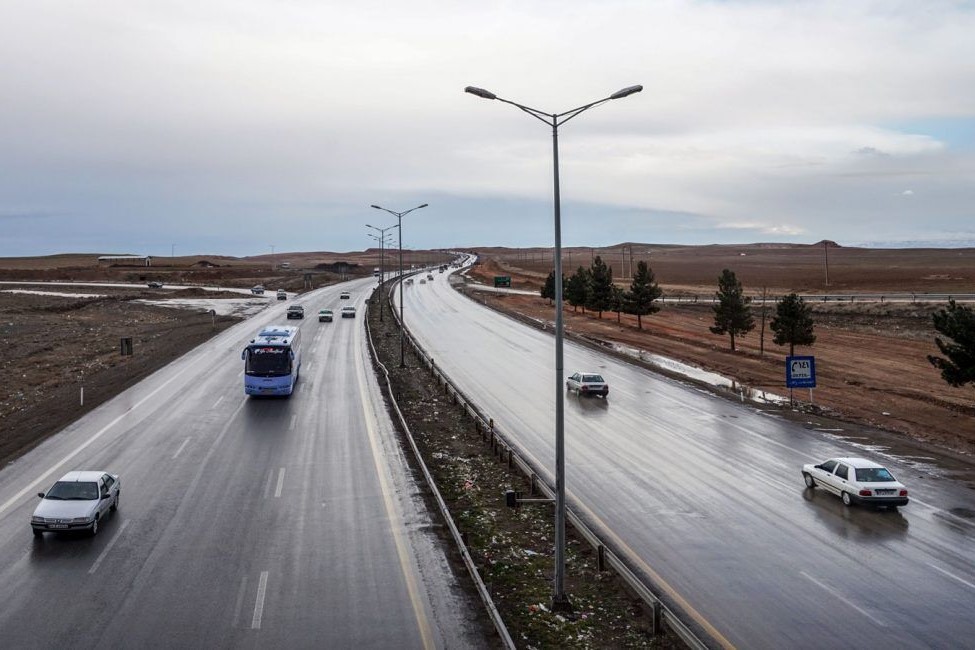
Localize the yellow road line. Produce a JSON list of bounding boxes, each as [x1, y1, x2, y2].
[[354, 322, 435, 649]]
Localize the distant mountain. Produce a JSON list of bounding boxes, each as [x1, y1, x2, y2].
[[851, 239, 975, 249]]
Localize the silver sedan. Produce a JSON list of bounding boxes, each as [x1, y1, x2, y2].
[[31, 471, 120, 537]]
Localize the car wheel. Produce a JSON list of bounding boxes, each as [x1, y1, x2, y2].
[[90, 516, 99, 537], [32, 529, 42, 538], [841, 491, 853, 507], [803, 473, 816, 488], [111, 493, 119, 512]]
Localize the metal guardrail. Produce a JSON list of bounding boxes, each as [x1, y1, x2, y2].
[[365, 284, 516, 650], [383, 279, 711, 650]]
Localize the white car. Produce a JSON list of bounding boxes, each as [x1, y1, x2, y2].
[[566, 372, 609, 398], [341, 306, 356, 318], [32, 471, 120, 537], [802, 457, 909, 508], [340, 291, 351, 300]]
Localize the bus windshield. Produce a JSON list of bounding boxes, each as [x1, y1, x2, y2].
[[245, 346, 292, 376]]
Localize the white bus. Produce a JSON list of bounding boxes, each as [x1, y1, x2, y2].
[[241, 325, 302, 396]]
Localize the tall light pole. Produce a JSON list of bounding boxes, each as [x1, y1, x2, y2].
[[465, 83, 642, 611], [366, 227, 397, 321], [370, 203, 428, 367]]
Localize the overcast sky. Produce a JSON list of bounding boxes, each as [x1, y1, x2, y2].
[[1, 1, 973, 257]]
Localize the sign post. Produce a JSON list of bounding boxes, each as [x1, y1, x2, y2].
[[786, 356, 816, 406]]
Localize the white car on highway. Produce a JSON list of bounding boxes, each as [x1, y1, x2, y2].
[[32, 471, 120, 537], [802, 457, 908, 508], [566, 372, 609, 398]]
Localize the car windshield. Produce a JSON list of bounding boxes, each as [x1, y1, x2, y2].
[[245, 346, 292, 376], [855, 467, 896, 482], [45, 481, 98, 500], [583, 375, 605, 383]]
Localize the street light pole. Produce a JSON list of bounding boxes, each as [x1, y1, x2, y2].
[[367, 224, 399, 321], [370, 203, 428, 367], [465, 83, 642, 611]]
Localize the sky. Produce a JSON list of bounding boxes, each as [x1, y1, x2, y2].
[[1, 0, 973, 257]]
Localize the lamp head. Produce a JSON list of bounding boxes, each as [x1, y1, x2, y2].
[[370, 205, 382, 210], [610, 85, 643, 100], [465, 86, 496, 100], [418, 203, 429, 209]]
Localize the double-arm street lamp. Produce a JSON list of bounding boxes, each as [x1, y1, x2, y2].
[[465, 83, 642, 611], [370, 203, 428, 367], [366, 223, 399, 321]]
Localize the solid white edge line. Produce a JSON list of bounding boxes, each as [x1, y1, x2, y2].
[[929, 563, 975, 592], [289, 415, 297, 430], [800, 571, 887, 627], [274, 467, 286, 498], [172, 437, 191, 460], [251, 570, 269, 629], [213, 395, 224, 409], [88, 520, 130, 574]]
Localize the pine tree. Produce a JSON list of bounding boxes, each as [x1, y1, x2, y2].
[[541, 270, 556, 303], [624, 260, 662, 330], [611, 285, 625, 323], [709, 269, 755, 351], [770, 293, 816, 356], [586, 255, 614, 318], [565, 266, 591, 313], [928, 300, 975, 388]]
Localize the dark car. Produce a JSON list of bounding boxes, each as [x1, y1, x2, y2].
[[286, 305, 304, 319], [147, 281, 164, 289]]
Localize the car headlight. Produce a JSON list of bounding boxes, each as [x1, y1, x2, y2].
[[31, 516, 46, 524], [70, 517, 92, 524]]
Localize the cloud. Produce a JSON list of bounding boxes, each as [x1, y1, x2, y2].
[[0, 1, 973, 255], [902, 189, 915, 196]]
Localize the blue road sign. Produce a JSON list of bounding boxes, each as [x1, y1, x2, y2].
[[786, 356, 816, 388]]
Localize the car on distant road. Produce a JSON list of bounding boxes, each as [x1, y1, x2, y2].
[[276, 289, 287, 300], [340, 291, 351, 299], [426, 274, 434, 281], [566, 372, 609, 398], [146, 281, 164, 289], [802, 457, 909, 508], [251, 285, 265, 295], [32, 471, 120, 537], [341, 306, 356, 318], [286, 305, 304, 319], [318, 309, 333, 322]]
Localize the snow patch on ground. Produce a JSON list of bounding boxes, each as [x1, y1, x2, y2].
[[1, 289, 107, 298], [136, 298, 270, 318], [613, 343, 790, 406]]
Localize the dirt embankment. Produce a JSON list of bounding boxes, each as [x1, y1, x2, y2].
[[466, 259, 975, 459], [0, 293, 240, 465]]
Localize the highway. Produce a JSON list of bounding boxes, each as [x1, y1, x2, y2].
[[399, 268, 975, 649], [0, 277, 485, 648]]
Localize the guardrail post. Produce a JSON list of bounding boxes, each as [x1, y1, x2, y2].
[[651, 601, 662, 636], [530, 473, 537, 495], [507, 446, 513, 469], [597, 544, 606, 572]]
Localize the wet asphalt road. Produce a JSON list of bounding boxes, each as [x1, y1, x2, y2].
[[0, 277, 484, 649], [399, 270, 975, 649]]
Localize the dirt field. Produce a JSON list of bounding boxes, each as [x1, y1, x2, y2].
[[467, 245, 975, 459]]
